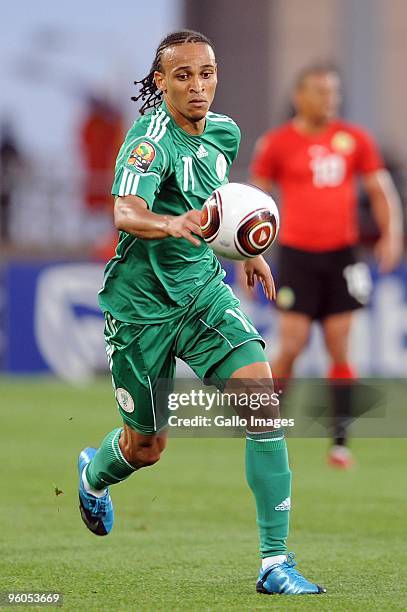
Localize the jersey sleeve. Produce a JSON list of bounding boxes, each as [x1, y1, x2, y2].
[[206, 112, 241, 165], [112, 133, 170, 209], [354, 128, 384, 175], [219, 121, 241, 165], [230, 123, 241, 163], [250, 132, 280, 180]]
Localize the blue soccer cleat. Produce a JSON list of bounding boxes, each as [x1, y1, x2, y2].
[[256, 553, 326, 595], [78, 447, 114, 536]]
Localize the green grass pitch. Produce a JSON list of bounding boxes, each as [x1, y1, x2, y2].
[[1, 377, 406, 611]]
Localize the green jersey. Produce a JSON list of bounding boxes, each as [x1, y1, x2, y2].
[[98, 101, 241, 323]]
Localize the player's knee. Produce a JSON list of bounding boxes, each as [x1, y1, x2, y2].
[[136, 448, 161, 468], [226, 377, 280, 421], [157, 435, 167, 453], [279, 343, 301, 366], [130, 446, 161, 468], [280, 337, 307, 362], [121, 438, 162, 469]]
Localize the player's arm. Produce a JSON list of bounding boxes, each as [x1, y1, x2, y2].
[[240, 171, 276, 301], [243, 255, 276, 301], [114, 195, 202, 246], [362, 169, 404, 272]]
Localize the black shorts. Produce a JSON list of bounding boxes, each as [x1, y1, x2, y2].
[[276, 245, 372, 320]]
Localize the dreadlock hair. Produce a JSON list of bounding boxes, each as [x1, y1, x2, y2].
[[131, 30, 214, 115]]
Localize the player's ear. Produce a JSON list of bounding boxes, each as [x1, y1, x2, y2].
[[154, 71, 167, 94]]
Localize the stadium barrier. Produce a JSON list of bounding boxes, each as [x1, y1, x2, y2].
[[0, 260, 406, 379]]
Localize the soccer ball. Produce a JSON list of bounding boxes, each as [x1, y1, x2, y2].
[[200, 182, 279, 260]]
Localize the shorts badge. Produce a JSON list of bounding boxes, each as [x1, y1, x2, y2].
[[277, 286, 295, 310], [116, 388, 135, 413]]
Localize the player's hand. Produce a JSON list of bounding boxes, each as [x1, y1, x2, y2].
[[165, 210, 202, 246], [243, 255, 276, 301], [374, 232, 403, 273], [236, 262, 256, 300]]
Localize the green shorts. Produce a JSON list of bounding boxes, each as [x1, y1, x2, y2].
[[104, 280, 267, 434]]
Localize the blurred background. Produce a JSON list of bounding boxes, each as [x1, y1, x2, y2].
[[1, 0, 406, 382]]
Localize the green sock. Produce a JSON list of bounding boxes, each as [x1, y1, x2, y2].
[[245, 430, 292, 558], [85, 428, 136, 490]]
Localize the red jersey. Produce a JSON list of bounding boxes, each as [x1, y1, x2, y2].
[[250, 120, 383, 251]]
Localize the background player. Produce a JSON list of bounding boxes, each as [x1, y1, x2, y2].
[[76, 31, 326, 596], [249, 65, 403, 467]]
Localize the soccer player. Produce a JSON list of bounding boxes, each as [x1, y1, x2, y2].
[[249, 65, 403, 467], [77, 31, 326, 595]]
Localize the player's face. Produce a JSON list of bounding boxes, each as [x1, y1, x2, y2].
[[155, 43, 217, 123], [295, 72, 341, 122]]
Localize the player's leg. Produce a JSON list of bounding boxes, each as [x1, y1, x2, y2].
[[119, 424, 167, 467], [226, 359, 291, 564], [321, 249, 371, 467], [78, 313, 175, 535], [272, 311, 312, 388], [84, 427, 168, 490], [213, 351, 325, 595], [273, 246, 320, 392], [178, 282, 325, 594], [79, 428, 168, 536], [322, 310, 356, 467]]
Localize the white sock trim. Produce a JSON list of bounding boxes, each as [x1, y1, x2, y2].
[[262, 555, 287, 570], [82, 466, 107, 498], [246, 429, 280, 435], [111, 428, 135, 471], [246, 436, 284, 442]]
